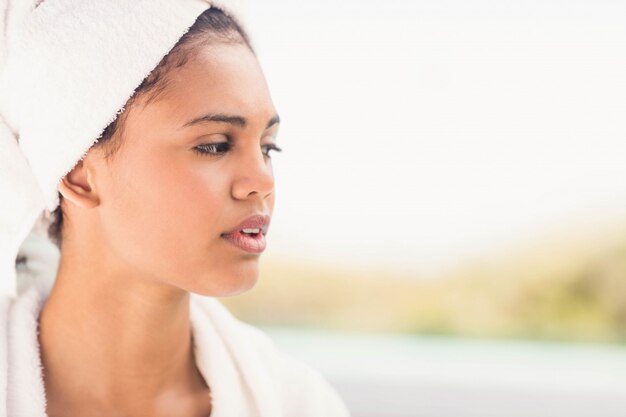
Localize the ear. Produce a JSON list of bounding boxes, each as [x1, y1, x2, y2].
[[57, 158, 100, 209]]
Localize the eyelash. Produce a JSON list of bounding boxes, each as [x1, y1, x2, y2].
[[193, 142, 283, 158]]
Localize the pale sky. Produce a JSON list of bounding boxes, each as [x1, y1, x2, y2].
[[245, 0, 626, 272]]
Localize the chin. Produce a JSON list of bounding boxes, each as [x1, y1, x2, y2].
[[221, 280, 258, 297], [192, 263, 260, 297]]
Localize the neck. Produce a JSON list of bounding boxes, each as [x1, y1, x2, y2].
[[37, 241, 209, 413]]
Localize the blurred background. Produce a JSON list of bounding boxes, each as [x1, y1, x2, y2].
[[220, 1, 626, 416]]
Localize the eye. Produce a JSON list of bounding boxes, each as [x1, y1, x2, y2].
[[262, 143, 282, 158], [193, 142, 232, 156]]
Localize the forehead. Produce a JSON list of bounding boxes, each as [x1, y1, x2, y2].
[[140, 42, 276, 126]]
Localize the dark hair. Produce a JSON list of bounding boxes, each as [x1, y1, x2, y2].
[[47, 7, 252, 249]]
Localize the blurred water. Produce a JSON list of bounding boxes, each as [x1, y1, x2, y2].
[[259, 326, 626, 417]]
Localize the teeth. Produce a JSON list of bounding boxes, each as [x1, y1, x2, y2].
[[241, 228, 260, 234]]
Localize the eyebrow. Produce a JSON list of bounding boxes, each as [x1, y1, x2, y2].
[[180, 113, 280, 130]]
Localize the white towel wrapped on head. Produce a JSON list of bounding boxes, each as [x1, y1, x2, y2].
[[0, 0, 248, 298]]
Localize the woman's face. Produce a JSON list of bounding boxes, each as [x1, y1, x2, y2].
[[84, 42, 279, 297]]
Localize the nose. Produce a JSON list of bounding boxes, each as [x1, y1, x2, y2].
[[231, 147, 275, 201]]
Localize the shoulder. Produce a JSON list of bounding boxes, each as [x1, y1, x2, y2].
[[190, 295, 351, 416]]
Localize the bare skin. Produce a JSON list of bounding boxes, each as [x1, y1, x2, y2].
[[37, 41, 279, 417]]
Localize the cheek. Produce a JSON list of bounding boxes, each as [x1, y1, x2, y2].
[[145, 159, 223, 225], [101, 149, 229, 270]]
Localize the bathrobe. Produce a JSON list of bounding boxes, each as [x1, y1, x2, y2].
[[0, 231, 352, 417]]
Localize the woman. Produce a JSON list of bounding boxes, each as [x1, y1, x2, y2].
[[0, 1, 351, 416]]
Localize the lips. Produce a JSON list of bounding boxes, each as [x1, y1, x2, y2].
[[221, 214, 270, 237], [220, 213, 270, 254]]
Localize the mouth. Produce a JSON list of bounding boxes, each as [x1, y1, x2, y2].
[[220, 228, 263, 238], [220, 213, 270, 254], [220, 228, 267, 254], [240, 228, 263, 237], [221, 213, 270, 237]]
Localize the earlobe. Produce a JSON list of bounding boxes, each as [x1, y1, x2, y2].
[[57, 160, 100, 209]]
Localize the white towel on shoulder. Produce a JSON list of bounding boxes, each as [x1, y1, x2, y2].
[[1, 232, 351, 417]]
